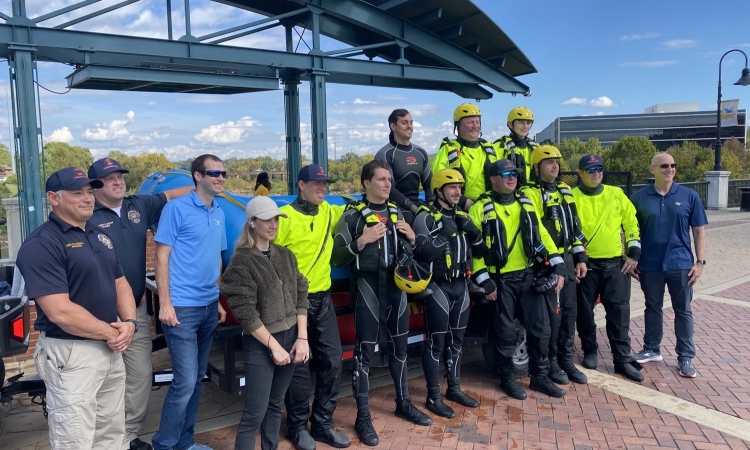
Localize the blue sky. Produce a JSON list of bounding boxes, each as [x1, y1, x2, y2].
[[1, 0, 749, 161]]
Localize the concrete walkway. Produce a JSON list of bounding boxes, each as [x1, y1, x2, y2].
[[2, 209, 750, 450]]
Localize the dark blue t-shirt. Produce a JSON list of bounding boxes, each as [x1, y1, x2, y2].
[[630, 183, 708, 272], [16, 213, 124, 339]]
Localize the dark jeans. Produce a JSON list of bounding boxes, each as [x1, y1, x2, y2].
[[285, 293, 343, 433], [549, 256, 577, 364], [235, 328, 298, 450], [152, 301, 218, 450], [576, 258, 634, 363], [493, 270, 550, 377], [639, 270, 695, 360]]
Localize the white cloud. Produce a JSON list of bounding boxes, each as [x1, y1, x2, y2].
[[193, 116, 260, 145], [619, 60, 679, 68], [596, 112, 605, 116], [661, 39, 697, 50], [47, 126, 74, 143], [620, 32, 659, 41], [82, 111, 134, 141], [562, 98, 588, 106], [353, 98, 377, 104], [589, 96, 615, 107]]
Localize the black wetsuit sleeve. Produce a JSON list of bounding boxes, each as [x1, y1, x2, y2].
[[419, 147, 434, 204], [413, 211, 449, 263], [331, 209, 361, 267]]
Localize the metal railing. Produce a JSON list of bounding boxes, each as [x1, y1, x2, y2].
[[728, 179, 750, 208], [632, 181, 710, 209]]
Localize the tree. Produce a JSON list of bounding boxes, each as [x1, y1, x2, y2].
[[603, 136, 657, 183], [0, 143, 11, 168], [42, 142, 94, 176], [722, 138, 750, 177], [559, 138, 604, 172], [697, 149, 745, 179], [106, 151, 173, 194], [665, 141, 713, 182]]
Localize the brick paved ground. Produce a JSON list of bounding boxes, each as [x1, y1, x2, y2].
[[711, 282, 750, 302]]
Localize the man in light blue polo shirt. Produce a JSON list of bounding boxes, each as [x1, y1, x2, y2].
[[152, 154, 228, 450], [630, 152, 708, 379]]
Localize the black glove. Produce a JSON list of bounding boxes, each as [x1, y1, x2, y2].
[[439, 218, 458, 237], [480, 278, 497, 295], [455, 214, 481, 241]]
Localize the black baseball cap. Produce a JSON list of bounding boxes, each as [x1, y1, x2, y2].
[[489, 159, 520, 177], [579, 154, 604, 170], [46, 167, 104, 192], [298, 164, 334, 183], [88, 158, 130, 179]]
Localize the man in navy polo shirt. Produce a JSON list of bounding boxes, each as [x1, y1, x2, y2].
[[88, 158, 193, 450], [630, 152, 708, 378], [17, 167, 137, 449], [152, 154, 227, 450]]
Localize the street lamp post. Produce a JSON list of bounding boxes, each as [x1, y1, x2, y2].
[[714, 49, 750, 171]]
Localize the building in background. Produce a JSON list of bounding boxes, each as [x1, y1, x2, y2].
[[536, 103, 747, 151]]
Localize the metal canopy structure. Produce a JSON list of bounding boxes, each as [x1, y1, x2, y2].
[[0, 0, 535, 236]]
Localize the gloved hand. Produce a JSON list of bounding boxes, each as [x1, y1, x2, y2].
[[455, 214, 481, 241], [439, 218, 458, 237], [480, 278, 497, 296]]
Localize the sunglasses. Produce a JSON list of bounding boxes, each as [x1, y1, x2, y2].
[[657, 163, 676, 169], [584, 166, 604, 174], [499, 172, 518, 179], [201, 170, 227, 178]]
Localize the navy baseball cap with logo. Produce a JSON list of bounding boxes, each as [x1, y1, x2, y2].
[[298, 164, 334, 183], [46, 167, 104, 192], [489, 159, 520, 177], [88, 158, 130, 180], [579, 154, 604, 170]]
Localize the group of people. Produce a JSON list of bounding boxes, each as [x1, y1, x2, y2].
[[14, 102, 708, 450]]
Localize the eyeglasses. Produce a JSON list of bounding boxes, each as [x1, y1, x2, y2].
[[585, 166, 604, 174], [201, 170, 227, 178], [657, 163, 676, 169], [499, 172, 518, 179]]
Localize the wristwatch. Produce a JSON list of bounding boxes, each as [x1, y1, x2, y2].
[[124, 319, 139, 333], [696, 260, 707, 265]]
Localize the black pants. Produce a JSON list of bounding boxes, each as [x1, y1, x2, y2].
[[422, 278, 470, 396], [576, 258, 634, 363], [493, 270, 550, 377], [549, 256, 577, 364], [285, 292, 343, 433], [353, 272, 410, 411], [235, 328, 297, 450]]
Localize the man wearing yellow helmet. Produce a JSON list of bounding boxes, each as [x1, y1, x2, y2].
[[412, 169, 484, 418], [494, 107, 537, 185], [431, 103, 499, 211], [521, 145, 589, 387], [332, 160, 431, 446], [468, 159, 568, 399]]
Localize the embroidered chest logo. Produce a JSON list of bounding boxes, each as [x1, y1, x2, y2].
[[405, 156, 418, 165], [675, 202, 682, 206], [213, 219, 222, 226], [128, 210, 141, 224], [374, 213, 388, 224], [97, 234, 114, 249]]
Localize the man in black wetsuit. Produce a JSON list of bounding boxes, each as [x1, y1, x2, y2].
[[375, 108, 433, 225]]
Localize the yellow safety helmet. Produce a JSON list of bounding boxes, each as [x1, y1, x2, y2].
[[453, 103, 481, 123], [430, 169, 465, 194], [507, 106, 534, 124], [394, 260, 432, 294], [531, 145, 563, 165]]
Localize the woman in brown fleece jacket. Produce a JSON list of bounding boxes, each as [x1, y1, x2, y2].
[[221, 196, 309, 450]]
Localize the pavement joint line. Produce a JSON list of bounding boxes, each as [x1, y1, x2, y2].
[[694, 293, 750, 308], [581, 366, 750, 442], [697, 274, 750, 295], [706, 221, 750, 232]]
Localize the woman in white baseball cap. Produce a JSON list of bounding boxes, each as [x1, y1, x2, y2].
[[221, 196, 310, 449]]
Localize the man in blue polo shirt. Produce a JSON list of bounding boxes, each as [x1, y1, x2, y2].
[[630, 152, 708, 378], [88, 157, 194, 450], [17, 167, 137, 449], [152, 154, 227, 450]]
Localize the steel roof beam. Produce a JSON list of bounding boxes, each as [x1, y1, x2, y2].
[[53, 0, 140, 29], [33, 0, 101, 23], [377, 0, 409, 10], [409, 8, 441, 26], [196, 7, 306, 42]]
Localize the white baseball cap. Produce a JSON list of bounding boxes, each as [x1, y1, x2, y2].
[[246, 196, 288, 220]]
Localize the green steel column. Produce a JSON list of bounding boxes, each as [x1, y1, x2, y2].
[[309, 70, 328, 174], [283, 77, 301, 195]]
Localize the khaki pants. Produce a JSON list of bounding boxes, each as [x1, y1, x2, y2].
[[122, 301, 153, 447], [34, 332, 126, 450]]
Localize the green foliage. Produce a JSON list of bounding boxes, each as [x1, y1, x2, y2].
[[722, 138, 750, 177], [106, 151, 173, 194], [603, 136, 657, 183], [558, 138, 604, 172], [0, 143, 11, 168], [665, 141, 714, 182], [328, 152, 374, 193], [5, 174, 16, 186], [42, 142, 94, 176]]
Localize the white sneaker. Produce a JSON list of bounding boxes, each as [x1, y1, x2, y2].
[[634, 349, 663, 363]]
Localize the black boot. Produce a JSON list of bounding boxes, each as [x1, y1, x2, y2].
[[355, 411, 379, 447], [394, 400, 433, 426], [560, 361, 588, 384], [529, 375, 566, 398], [548, 358, 569, 385], [445, 376, 479, 408], [499, 377, 527, 400], [582, 353, 598, 369], [614, 361, 644, 382], [425, 394, 455, 418]]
